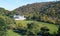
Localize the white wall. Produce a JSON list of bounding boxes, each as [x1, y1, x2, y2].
[[14, 15, 26, 20]]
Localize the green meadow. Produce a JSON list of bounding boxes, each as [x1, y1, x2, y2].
[[6, 30, 21, 36], [6, 20, 58, 36]]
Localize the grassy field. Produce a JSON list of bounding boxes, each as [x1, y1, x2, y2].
[[6, 20, 58, 36], [6, 30, 21, 36], [15, 20, 58, 34], [37, 22, 58, 34]]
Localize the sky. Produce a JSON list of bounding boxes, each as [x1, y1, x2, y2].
[[0, 0, 57, 11]]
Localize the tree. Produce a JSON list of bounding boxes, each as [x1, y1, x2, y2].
[[38, 26, 50, 36], [0, 7, 9, 16], [57, 25, 60, 36], [0, 15, 14, 36], [27, 21, 40, 36]]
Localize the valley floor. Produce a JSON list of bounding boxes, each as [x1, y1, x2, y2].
[[6, 20, 58, 36]]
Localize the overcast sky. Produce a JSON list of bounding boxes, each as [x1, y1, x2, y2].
[[0, 0, 57, 11]]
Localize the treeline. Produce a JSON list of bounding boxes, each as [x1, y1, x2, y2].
[[13, 1, 60, 24]]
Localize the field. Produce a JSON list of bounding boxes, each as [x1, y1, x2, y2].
[[6, 20, 58, 36], [16, 20, 58, 33], [6, 30, 21, 36]]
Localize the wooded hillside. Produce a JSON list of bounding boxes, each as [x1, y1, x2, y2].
[[12, 1, 60, 24]]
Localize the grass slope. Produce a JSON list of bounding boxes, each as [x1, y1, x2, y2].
[[6, 20, 58, 36], [16, 20, 58, 34], [37, 22, 58, 34], [6, 30, 21, 36]]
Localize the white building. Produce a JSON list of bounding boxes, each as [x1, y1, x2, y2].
[[14, 15, 26, 20]]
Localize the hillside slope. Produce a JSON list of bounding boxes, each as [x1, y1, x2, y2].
[[12, 1, 60, 24]]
